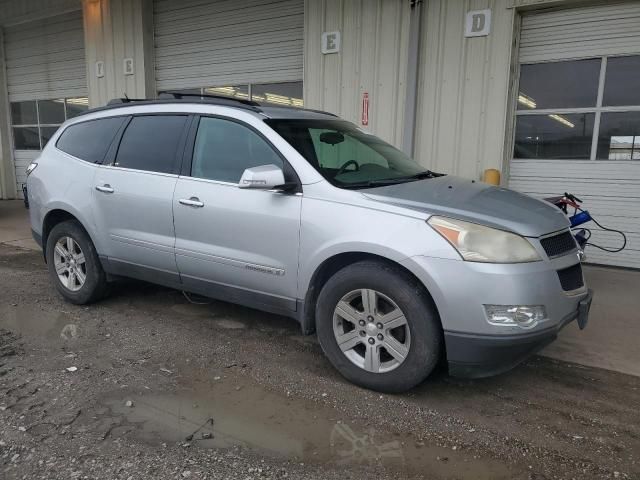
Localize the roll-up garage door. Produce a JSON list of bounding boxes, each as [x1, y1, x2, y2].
[[153, 0, 304, 92], [4, 10, 88, 198], [509, 3, 640, 269]]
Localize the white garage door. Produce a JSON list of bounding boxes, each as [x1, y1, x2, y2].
[[509, 2, 640, 269], [153, 0, 304, 102], [4, 11, 88, 198]]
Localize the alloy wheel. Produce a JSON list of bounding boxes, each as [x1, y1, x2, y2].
[[53, 236, 87, 292], [332, 289, 411, 373]]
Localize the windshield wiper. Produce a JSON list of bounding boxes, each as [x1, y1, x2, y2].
[[341, 170, 443, 189], [399, 170, 444, 180]]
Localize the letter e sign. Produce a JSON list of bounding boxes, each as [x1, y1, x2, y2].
[[465, 9, 491, 37], [321, 31, 341, 54]]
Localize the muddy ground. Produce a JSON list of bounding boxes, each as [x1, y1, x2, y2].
[[0, 244, 638, 480]]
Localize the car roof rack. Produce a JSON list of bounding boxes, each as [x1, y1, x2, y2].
[[84, 94, 338, 118], [107, 97, 147, 105], [158, 91, 260, 107]]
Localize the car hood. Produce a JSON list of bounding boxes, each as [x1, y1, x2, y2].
[[362, 175, 569, 237]]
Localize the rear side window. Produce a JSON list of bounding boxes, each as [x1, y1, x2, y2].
[[56, 117, 126, 163], [114, 115, 188, 174]]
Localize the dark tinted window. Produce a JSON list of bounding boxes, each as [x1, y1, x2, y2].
[[191, 117, 283, 182], [517, 59, 600, 110], [56, 117, 126, 163], [603, 55, 640, 107], [114, 115, 188, 174], [514, 113, 595, 159]]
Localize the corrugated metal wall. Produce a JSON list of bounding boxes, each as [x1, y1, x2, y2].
[[303, 0, 411, 148], [519, 2, 640, 63], [413, 0, 516, 178], [3, 10, 87, 102], [154, 0, 304, 91], [0, 0, 80, 25]]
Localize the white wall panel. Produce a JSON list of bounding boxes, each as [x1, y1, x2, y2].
[[154, 0, 304, 91], [303, 0, 411, 148]]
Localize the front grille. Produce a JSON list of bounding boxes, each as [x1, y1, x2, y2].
[[541, 230, 577, 258], [557, 263, 584, 292]]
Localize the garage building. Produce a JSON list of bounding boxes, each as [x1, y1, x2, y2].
[[0, 0, 637, 269]]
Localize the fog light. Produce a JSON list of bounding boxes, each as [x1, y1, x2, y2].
[[484, 305, 547, 329]]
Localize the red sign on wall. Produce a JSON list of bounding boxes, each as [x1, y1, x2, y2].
[[361, 92, 369, 126]]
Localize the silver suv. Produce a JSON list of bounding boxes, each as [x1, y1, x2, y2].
[[26, 94, 592, 392]]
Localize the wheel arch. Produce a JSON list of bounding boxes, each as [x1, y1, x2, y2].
[[299, 251, 442, 335], [41, 208, 97, 262]]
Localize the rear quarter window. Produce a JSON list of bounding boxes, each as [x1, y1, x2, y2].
[[56, 117, 127, 163]]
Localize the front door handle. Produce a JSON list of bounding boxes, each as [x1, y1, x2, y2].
[[179, 197, 204, 208], [95, 184, 114, 194]]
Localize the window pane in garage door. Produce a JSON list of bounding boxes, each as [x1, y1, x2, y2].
[[252, 82, 303, 107], [603, 56, 640, 107], [518, 59, 600, 110], [65, 98, 89, 119], [40, 127, 60, 148], [38, 100, 65, 124], [514, 113, 594, 159], [596, 112, 640, 160], [10, 101, 37, 125], [204, 86, 249, 100], [13, 127, 40, 150]]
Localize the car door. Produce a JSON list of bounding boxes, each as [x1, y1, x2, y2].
[[173, 115, 302, 314], [92, 114, 190, 284]]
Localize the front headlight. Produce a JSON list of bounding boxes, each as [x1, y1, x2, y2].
[[428, 216, 541, 263]]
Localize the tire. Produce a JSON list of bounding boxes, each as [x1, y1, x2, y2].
[[45, 220, 109, 305], [316, 260, 442, 393]]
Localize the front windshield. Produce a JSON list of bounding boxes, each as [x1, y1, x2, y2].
[[265, 119, 431, 188]]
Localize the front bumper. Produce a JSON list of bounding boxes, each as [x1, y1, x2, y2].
[[401, 253, 592, 378], [445, 289, 593, 378]]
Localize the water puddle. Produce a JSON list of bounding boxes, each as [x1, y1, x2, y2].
[[0, 304, 75, 340], [105, 379, 516, 479]]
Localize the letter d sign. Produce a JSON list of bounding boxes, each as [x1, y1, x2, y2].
[[465, 9, 491, 37]]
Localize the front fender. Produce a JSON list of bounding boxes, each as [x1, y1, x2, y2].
[[297, 196, 458, 298]]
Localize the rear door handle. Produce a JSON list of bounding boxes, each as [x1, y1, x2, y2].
[[95, 184, 114, 194], [179, 197, 204, 208]]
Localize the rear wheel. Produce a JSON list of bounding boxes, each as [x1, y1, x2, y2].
[[316, 260, 441, 392], [46, 220, 109, 304]]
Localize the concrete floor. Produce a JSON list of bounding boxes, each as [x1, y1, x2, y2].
[[1, 199, 638, 377], [0, 199, 38, 250]]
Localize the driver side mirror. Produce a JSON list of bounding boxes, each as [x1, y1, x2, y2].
[[238, 164, 289, 190]]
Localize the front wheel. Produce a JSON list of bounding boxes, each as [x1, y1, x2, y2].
[[316, 260, 442, 393]]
